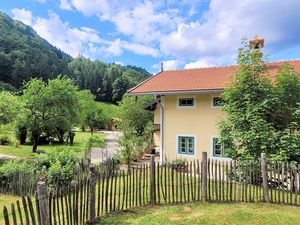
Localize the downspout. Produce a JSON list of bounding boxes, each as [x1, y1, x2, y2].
[[157, 96, 164, 163]]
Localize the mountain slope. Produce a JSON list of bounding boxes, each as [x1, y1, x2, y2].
[[0, 12, 151, 102], [0, 12, 71, 88]]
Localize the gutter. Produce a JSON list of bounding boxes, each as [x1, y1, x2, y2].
[[128, 88, 224, 96], [156, 96, 164, 163]]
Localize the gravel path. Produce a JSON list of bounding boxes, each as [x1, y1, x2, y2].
[[91, 131, 121, 163]]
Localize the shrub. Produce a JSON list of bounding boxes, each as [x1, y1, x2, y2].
[[0, 160, 35, 186], [0, 134, 11, 145], [35, 148, 83, 187]]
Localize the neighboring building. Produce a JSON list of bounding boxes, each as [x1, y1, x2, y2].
[[128, 41, 300, 162]]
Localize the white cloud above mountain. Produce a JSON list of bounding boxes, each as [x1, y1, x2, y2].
[[11, 8, 32, 26], [10, 0, 300, 71]]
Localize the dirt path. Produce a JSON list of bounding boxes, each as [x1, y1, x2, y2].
[[0, 153, 17, 160]]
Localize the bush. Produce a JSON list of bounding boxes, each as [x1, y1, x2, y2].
[[0, 160, 35, 186], [35, 148, 83, 187], [0, 134, 11, 145]]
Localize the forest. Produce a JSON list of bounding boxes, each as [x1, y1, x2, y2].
[[0, 12, 151, 103]]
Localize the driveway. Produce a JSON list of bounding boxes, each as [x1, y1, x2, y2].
[[90, 131, 121, 163]]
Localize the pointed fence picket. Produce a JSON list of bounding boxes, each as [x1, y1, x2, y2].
[[2, 153, 300, 225]]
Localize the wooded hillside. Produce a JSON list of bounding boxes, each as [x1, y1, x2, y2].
[[0, 12, 151, 102]]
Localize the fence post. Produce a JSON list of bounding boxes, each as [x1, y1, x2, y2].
[[261, 153, 270, 203], [150, 155, 156, 205], [37, 179, 50, 225], [88, 165, 97, 224], [201, 152, 207, 202]]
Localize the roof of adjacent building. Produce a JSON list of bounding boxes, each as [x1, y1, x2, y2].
[[128, 60, 300, 95]]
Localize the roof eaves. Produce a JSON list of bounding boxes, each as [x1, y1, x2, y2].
[[128, 88, 224, 96]]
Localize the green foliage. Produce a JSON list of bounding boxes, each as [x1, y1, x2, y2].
[[220, 38, 300, 162], [0, 12, 71, 88], [77, 90, 110, 131], [0, 160, 35, 184], [0, 91, 22, 125], [118, 96, 154, 135], [116, 129, 146, 165], [0, 13, 151, 104], [35, 149, 82, 187], [21, 77, 79, 151], [0, 134, 11, 145], [0, 81, 17, 92], [169, 158, 187, 167], [84, 135, 106, 156], [116, 96, 154, 165]]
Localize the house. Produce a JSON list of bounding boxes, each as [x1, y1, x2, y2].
[[128, 40, 300, 162]]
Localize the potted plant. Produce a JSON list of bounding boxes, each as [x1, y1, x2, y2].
[[170, 158, 188, 172]]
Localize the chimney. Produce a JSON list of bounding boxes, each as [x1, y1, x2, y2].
[[161, 62, 164, 72], [249, 38, 264, 51]]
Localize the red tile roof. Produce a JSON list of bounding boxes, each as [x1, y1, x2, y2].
[[128, 60, 300, 95]]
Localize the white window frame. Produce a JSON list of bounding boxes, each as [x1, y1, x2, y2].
[[211, 96, 223, 108], [177, 95, 196, 109], [176, 134, 197, 157]]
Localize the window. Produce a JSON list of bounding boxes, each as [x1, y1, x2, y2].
[[178, 136, 194, 155], [213, 97, 223, 107], [212, 138, 225, 157], [179, 98, 194, 107]]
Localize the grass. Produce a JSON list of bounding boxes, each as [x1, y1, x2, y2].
[[97, 101, 118, 119], [0, 131, 108, 159], [0, 195, 20, 224], [100, 202, 300, 225]]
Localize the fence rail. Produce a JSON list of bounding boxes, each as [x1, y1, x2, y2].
[[2, 153, 300, 225]]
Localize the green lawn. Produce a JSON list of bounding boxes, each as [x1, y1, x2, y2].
[[97, 101, 118, 119], [100, 203, 300, 225], [0, 131, 108, 159], [0, 195, 20, 224]]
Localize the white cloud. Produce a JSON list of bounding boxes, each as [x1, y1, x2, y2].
[[11, 8, 33, 26], [122, 42, 160, 57], [36, 0, 47, 2], [161, 0, 300, 63], [59, 0, 72, 10], [30, 11, 103, 57], [105, 39, 123, 56], [115, 61, 124, 66], [162, 59, 181, 70], [111, 1, 181, 43], [152, 59, 182, 72]]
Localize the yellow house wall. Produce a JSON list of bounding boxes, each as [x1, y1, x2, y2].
[[162, 94, 224, 161]]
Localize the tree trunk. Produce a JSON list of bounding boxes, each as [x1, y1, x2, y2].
[[32, 135, 39, 153], [57, 130, 65, 143]]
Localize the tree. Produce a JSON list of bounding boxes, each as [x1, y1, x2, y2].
[[220, 38, 300, 162], [272, 64, 300, 130], [77, 90, 109, 134], [0, 91, 21, 125], [118, 96, 153, 136], [116, 96, 154, 166], [22, 77, 79, 152], [85, 107, 107, 135], [219, 38, 277, 160]]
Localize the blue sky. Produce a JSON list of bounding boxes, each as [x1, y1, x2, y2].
[[1, 0, 300, 74]]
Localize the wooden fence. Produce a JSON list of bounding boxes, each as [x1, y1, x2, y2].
[[2, 152, 300, 225]]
